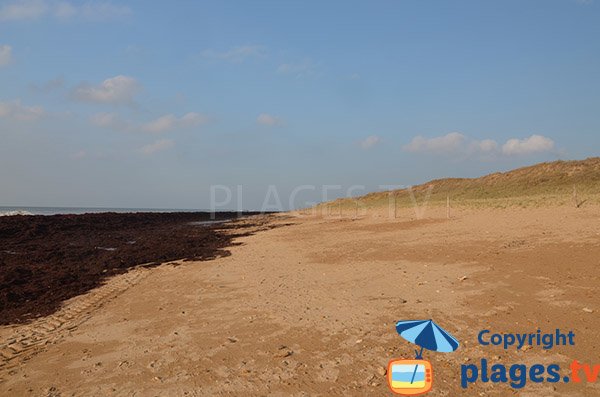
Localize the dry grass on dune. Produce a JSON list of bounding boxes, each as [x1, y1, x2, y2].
[[317, 157, 600, 211]]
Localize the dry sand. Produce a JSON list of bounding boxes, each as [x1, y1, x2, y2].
[[1, 206, 600, 396]]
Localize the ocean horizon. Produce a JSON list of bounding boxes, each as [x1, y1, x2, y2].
[[0, 206, 209, 216]]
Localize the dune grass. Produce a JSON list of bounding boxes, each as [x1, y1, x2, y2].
[[315, 157, 600, 211]]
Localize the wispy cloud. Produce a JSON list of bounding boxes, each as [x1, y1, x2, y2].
[[0, 99, 45, 121], [180, 112, 209, 127], [0, 45, 12, 66], [0, 0, 131, 21], [0, 0, 46, 20], [141, 114, 177, 133], [62, 1, 131, 19], [141, 112, 209, 133], [403, 132, 466, 154], [256, 113, 281, 126], [403, 133, 555, 158], [90, 112, 129, 129], [91, 111, 209, 133], [201, 45, 266, 63], [139, 139, 174, 155], [359, 135, 381, 149], [29, 76, 65, 93], [73, 75, 140, 105], [71, 150, 86, 159], [277, 58, 317, 78]]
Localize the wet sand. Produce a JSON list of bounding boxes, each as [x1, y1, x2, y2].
[[1, 206, 600, 396]]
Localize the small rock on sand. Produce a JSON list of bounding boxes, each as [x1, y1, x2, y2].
[[275, 345, 293, 358]]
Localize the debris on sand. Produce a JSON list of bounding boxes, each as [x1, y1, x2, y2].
[[275, 345, 293, 358], [0, 211, 265, 325]]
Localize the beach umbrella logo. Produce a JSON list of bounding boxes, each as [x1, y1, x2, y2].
[[387, 319, 459, 395]]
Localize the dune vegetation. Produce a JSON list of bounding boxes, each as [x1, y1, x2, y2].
[[316, 158, 600, 211]]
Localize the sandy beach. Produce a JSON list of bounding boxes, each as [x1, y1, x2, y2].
[[1, 205, 599, 396], [3, 1, 598, 395]]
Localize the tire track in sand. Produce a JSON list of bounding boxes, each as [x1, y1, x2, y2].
[[0, 265, 152, 379]]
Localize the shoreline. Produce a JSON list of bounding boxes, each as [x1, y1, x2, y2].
[[0, 207, 260, 217], [0, 211, 267, 325]]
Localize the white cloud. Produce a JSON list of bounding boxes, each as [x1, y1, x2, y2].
[[180, 112, 209, 127], [201, 45, 266, 62], [403, 133, 555, 158], [141, 112, 209, 133], [141, 114, 177, 133], [0, 0, 130, 21], [76, 2, 131, 19], [0, 45, 13, 66], [90, 112, 128, 129], [91, 111, 209, 132], [0, 99, 45, 121], [54, 2, 77, 19], [360, 135, 381, 149], [139, 139, 173, 155], [277, 59, 317, 78], [470, 139, 499, 154], [90, 112, 116, 127], [53, 1, 75, 18], [403, 132, 466, 153], [502, 135, 555, 156], [0, 0, 47, 20], [73, 75, 140, 105], [256, 113, 281, 126]]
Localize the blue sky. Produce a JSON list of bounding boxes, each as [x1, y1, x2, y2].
[[1, 0, 599, 210]]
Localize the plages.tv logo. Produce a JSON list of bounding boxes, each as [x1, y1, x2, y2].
[[388, 319, 460, 395]]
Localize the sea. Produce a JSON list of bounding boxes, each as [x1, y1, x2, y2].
[[0, 206, 205, 216]]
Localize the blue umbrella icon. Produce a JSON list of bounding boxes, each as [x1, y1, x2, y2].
[[395, 319, 459, 384]]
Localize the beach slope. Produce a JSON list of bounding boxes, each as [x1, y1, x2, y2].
[[1, 205, 599, 396]]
